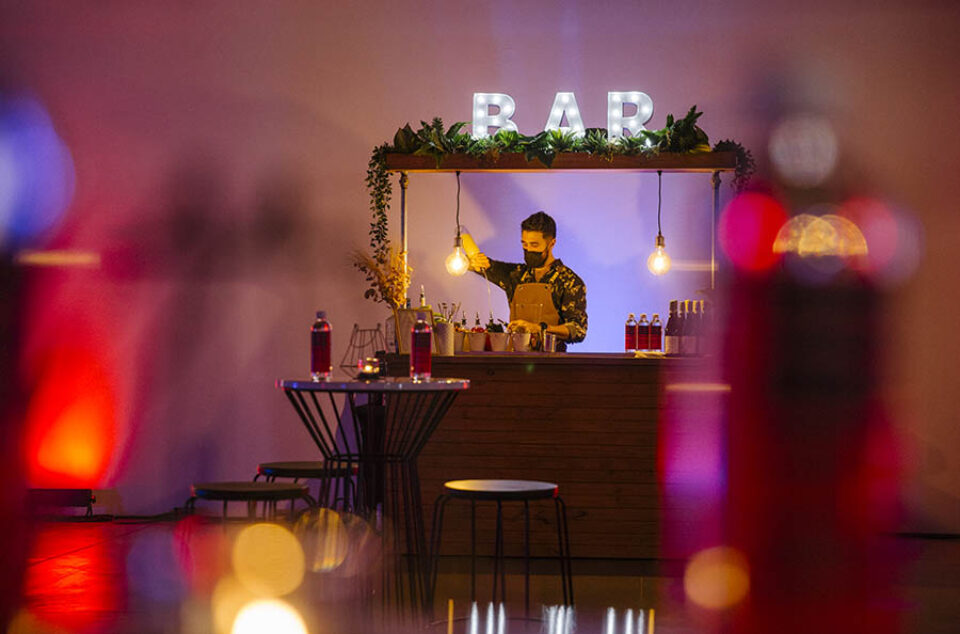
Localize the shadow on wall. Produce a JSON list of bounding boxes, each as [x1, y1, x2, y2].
[[116, 154, 323, 513]]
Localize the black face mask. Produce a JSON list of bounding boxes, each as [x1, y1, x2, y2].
[[523, 249, 548, 268]]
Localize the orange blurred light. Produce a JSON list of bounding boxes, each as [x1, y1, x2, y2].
[[24, 347, 116, 487], [684, 545, 750, 610], [231, 523, 305, 597], [718, 192, 788, 273]]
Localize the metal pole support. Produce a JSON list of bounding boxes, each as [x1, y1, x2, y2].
[[711, 171, 721, 290], [399, 172, 409, 277]]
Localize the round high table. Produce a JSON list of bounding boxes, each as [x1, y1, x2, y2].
[[277, 377, 469, 616]]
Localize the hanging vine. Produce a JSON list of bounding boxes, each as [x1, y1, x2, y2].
[[352, 143, 410, 309]]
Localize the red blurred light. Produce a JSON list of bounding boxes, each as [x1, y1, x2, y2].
[[23, 347, 116, 488], [718, 192, 788, 273]]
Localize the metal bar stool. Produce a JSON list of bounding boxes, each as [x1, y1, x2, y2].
[[429, 479, 574, 616], [185, 481, 315, 520], [255, 460, 357, 511]]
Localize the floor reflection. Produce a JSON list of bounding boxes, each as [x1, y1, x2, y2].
[[10, 520, 960, 633]]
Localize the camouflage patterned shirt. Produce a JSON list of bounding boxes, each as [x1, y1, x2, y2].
[[477, 258, 588, 350]]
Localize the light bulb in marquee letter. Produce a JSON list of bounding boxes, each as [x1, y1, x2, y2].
[[607, 91, 654, 140], [472, 93, 518, 139], [544, 92, 586, 138]]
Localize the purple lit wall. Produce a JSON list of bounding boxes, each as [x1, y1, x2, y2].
[[0, 1, 958, 532]]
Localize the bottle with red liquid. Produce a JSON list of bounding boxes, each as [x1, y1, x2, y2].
[[649, 313, 662, 351], [625, 313, 638, 352], [310, 311, 332, 381], [410, 312, 432, 381], [637, 313, 650, 351]]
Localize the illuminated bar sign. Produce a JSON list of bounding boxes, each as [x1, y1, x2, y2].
[[472, 91, 654, 140]]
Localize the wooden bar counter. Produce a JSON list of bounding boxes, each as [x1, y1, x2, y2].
[[384, 352, 700, 561]]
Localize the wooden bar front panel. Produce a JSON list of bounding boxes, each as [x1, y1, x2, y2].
[[387, 354, 668, 560]]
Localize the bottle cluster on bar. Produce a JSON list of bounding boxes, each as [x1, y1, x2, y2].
[[663, 299, 708, 357]]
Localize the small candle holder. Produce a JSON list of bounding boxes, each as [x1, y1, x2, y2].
[[355, 357, 381, 380]]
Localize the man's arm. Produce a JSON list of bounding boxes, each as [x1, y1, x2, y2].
[[470, 254, 518, 294], [554, 275, 587, 343]]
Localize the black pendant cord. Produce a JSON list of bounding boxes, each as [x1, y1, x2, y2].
[[657, 169, 663, 238], [455, 170, 462, 238]]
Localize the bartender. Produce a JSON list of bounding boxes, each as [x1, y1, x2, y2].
[[467, 211, 587, 351]]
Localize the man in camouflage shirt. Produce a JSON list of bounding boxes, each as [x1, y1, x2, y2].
[[469, 211, 587, 351]]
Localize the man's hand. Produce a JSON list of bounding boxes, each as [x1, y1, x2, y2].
[[469, 252, 490, 271], [508, 319, 539, 333]]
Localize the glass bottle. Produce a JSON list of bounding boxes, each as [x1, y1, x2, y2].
[[664, 300, 680, 356], [649, 313, 662, 351], [682, 300, 697, 356], [410, 312, 432, 380], [637, 313, 650, 351], [696, 300, 705, 355], [677, 300, 687, 356], [625, 313, 638, 352], [310, 311, 332, 381]]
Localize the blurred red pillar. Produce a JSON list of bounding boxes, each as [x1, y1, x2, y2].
[[724, 269, 900, 633], [0, 260, 29, 629]]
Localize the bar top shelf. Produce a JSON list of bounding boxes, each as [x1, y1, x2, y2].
[[383, 352, 705, 367], [383, 151, 737, 173]]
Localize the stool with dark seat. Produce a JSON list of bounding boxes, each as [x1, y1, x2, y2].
[[255, 460, 357, 510], [429, 479, 574, 614], [185, 481, 314, 520]]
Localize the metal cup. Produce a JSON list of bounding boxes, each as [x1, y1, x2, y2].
[[543, 332, 557, 353]]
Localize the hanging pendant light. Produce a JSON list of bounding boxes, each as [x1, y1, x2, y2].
[[445, 171, 470, 276], [647, 170, 672, 275]]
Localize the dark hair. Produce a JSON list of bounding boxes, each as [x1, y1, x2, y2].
[[520, 211, 556, 239]]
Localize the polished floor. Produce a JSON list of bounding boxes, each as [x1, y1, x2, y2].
[[7, 518, 960, 633]]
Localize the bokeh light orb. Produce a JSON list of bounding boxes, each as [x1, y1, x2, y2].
[[212, 576, 255, 634], [684, 546, 750, 610], [719, 192, 788, 273], [231, 599, 308, 634], [231, 523, 305, 597], [769, 114, 839, 188], [774, 208, 868, 259], [841, 197, 923, 288], [306, 507, 349, 572], [0, 95, 75, 249]]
